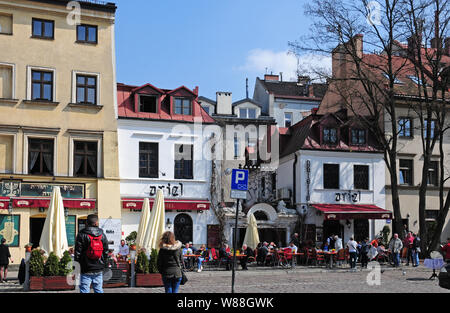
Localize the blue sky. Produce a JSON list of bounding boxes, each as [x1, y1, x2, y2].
[[114, 0, 318, 101]]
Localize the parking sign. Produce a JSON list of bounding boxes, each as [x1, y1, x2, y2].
[[230, 169, 249, 199]]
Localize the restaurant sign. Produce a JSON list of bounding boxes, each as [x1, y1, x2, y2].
[[0, 215, 20, 247], [1, 180, 84, 198]]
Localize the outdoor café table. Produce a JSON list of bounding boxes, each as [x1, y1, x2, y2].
[[321, 250, 337, 268], [286, 252, 304, 268], [424, 258, 445, 280], [183, 254, 199, 271]]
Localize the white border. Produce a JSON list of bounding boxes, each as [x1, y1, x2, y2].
[[71, 70, 101, 105], [26, 65, 56, 101], [23, 133, 58, 176], [69, 135, 103, 178], [0, 61, 16, 99]]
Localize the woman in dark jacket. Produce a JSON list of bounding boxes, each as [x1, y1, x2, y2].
[[0, 238, 13, 283], [157, 231, 183, 293]]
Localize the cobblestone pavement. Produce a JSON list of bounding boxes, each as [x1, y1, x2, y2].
[[1, 265, 448, 293]]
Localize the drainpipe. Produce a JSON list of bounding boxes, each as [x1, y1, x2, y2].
[[292, 153, 298, 207]]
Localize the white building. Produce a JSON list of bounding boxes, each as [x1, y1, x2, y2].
[[277, 109, 391, 245], [117, 83, 218, 246]]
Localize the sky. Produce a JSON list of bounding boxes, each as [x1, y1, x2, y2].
[[113, 0, 330, 101]]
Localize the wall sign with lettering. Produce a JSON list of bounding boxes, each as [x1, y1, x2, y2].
[[335, 190, 361, 203], [99, 218, 122, 254], [1, 180, 85, 198], [0, 215, 20, 247], [149, 183, 184, 197]]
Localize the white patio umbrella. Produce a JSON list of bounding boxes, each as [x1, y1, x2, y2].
[[243, 213, 260, 250], [142, 189, 166, 251], [39, 186, 69, 258], [135, 198, 151, 250]]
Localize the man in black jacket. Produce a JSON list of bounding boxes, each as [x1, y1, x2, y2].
[[240, 244, 254, 270], [75, 214, 109, 293]]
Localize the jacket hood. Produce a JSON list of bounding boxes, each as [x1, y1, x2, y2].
[[81, 226, 104, 237], [160, 240, 182, 251]]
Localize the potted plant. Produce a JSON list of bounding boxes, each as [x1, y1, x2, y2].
[[41, 252, 75, 291], [135, 249, 163, 287], [29, 249, 45, 291], [126, 231, 137, 251]]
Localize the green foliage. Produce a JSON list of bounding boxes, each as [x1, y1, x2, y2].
[[126, 231, 137, 246], [29, 250, 44, 277], [44, 252, 60, 277], [59, 251, 73, 276], [149, 249, 159, 274], [136, 251, 149, 274]]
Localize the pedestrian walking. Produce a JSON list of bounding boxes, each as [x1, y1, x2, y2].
[[347, 237, 358, 270], [157, 231, 183, 293], [360, 238, 370, 269], [74, 214, 109, 293], [388, 233, 403, 267], [404, 232, 414, 266], [0, 238, 13, 283]]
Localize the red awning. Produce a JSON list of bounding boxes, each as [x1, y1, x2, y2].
[[12, 198, 96, 209], [0, 197, 9, 210], [312, 204, 393, 220], [122, 198, 210, 211]]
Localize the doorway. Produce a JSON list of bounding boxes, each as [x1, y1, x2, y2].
[[323, 220, 344, 243], [354, 219, 369, 242], [174, 213, 193, 245], [30, 218, 45, 249]]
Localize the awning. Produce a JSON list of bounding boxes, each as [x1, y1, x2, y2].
[[312, 204, 393, 220], [0, 197, 9, 210], [12, 198, 96, 209], [122, 198, 210, 211]]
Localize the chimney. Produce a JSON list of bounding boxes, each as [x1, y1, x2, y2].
[[353, 34, 364, 59], [264, 74, 279, 81], [216, 92, 232, 115], [193, 86, 199, 96], [297, 75, 311, 85]]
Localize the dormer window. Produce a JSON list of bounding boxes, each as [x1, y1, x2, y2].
[[139, 95, 158, 113], [239, 108, 256, 119], [323, 127, 338, 145], [351, 128, 367, 145], [174, 98, 192, 115]]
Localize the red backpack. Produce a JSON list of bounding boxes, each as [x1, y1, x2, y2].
[[86, 234, 103, 260]]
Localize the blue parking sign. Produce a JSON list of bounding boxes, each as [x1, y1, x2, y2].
[[230, 169, 249, 199]]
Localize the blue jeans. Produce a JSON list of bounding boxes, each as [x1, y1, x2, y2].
[[79, 272, 103, 293], [413, 250, 420, 266], [162, 277, 182, 293], [349, 252, 357, 268], [197, 257, 204, 270], [393, 252, 400, 267]]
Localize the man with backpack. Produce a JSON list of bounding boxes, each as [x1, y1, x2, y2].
[[75, 214, 109, 293]]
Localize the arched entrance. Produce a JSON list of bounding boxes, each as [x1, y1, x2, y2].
[[174, 213, 193, 244]]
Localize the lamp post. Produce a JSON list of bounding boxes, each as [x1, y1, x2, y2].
[[166, 218, 172, 230], [130, 249, 136, 287]]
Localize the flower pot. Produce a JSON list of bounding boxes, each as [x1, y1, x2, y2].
[[29, 276, 44, 291], [43, 276, 75, 291], [135, 273, 164, 287]]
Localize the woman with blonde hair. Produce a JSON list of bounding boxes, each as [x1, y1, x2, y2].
[[157, 231, 183, 293]]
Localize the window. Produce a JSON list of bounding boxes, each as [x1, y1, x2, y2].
[[0, 64, 13, 99], [234, 134, 239, 158], [77, 24, 97, 44], [323, 127, 338, 145], [239, 108, 256, 119], [427, 161, 438, 186], [139, 142, 158, 178], [138, 95, 158, 113], [284, 112, 293, 127], [174, 98, 192, 115], [399, 159, 413, 185], [174, 144, 193, 179], [323, 164, 339, 189], [76, 75, 97, 105], [202, 106, 210, 114], [425, 210, 439, 220], [0, 14, 12, 35], [351, 129, 367, 145], [73, 141, 97, 177], [398, 118, 413, 137], [354, 165, 369, 190], [28, 138, 53, 175], [424, 119, 437, 140], [31, 70, 53, 101], [32, 18, 54, 39]]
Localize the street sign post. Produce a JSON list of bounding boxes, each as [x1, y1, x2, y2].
[[230, 169, 248, 294]]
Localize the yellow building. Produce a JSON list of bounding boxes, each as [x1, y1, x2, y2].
[[0, 0, 120, 261]]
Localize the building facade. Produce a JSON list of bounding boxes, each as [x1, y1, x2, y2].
[[117, 83, 218, 247], [277, 109, 390, 245], [0, 0, 120, 260]]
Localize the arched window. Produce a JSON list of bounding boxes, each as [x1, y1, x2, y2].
[[253, 211, 269, 221], [174, 213, 193, 244]]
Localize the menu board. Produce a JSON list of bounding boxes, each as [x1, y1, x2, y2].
[[0, 215, 20, 247], [99, 218, 122, 254], [65, 215, 76, 247]]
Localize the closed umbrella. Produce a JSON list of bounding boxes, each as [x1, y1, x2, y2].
[[135, 198, 151, 250], [39, 187, 69, 258], [142, 189, 166, 251], [243, 213, 260, 250]]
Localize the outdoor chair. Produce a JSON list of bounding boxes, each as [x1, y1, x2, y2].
[[315, 251, 325, 266], [336, 249, 346, 267]]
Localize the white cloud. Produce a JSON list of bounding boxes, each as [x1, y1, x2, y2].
[[237, 49, 331, 82]]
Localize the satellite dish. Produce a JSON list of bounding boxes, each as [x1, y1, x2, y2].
[[430, 251, 443, 260]]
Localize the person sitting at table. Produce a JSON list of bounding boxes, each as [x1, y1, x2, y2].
[[182, 243, 193, 269], [239, 244, 254, 270], [219, 243, 231, 270], [257, 242, 269, 266], [322, 242, 329, 252], [287, 242, 298, 253], [117, 240, 129, 261], [195, 244, 208, 272], [189, 242, 198, 255]]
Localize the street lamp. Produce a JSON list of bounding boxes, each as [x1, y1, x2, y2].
[[64, 207, 69, 217], [166, 218, 172, 229]]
